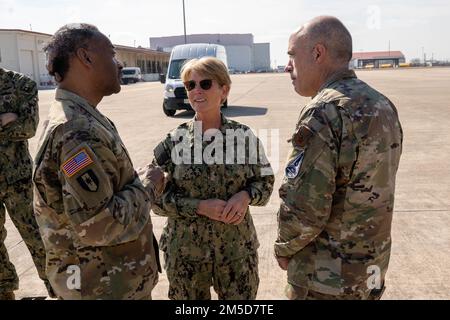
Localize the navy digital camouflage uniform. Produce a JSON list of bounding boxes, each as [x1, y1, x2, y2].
[[0, 68, 52, 297], [33, 89, 160, 299], [153, 115, 274, 300], [275, 70, 403, 300]]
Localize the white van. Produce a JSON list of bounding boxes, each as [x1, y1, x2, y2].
[[121, 67, 142, 84], [160, 43, 228, 117]]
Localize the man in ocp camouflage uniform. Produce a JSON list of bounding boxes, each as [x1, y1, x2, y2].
[[0, 67, 54, 300], [33, 23, 164, 299], [275, 16, 403, 300]]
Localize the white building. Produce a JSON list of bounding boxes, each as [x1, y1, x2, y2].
[[253, 43, 271, 72], [149, 34, 271, 73], [0, 29, 170, 87], [0, 29, 53, 87]]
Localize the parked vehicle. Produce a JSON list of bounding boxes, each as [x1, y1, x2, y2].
[[160, 43, 228, 117], [121, 67, 142, 84]]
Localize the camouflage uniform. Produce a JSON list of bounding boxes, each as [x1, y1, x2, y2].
[[0, 68, 51, 297], [153, 115, 274, 300], [33, 89, 160, 299], [275, 70, 403, 300]]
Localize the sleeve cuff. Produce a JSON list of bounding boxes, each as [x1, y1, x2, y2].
[[176, 198, 201, 218], [274, 239, 305, 258], [243, 186, 258, 206]]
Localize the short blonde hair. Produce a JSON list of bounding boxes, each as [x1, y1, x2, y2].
[[181, 57, 231, 88]]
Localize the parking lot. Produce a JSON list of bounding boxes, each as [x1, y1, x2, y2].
[[5, 67, 450, 299]]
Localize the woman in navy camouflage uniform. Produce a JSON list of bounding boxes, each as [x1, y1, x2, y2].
[[152, 57, 274, 300]]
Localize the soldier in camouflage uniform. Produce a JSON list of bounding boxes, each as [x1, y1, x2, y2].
[[153, 57, 274, 300], [0, 68, 54, 300], [33, 24, 164, 299], [275, 16, 403, 300]]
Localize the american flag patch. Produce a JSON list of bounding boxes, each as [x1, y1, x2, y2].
[[61, 149, 94, 177]]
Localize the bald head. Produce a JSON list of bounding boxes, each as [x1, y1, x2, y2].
[[294, 16, 353, 64]]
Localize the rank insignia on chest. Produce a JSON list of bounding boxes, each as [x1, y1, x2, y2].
[[285, 151, 304, 179], [61, 149, 94, 177], [76, 169, 99, 192]]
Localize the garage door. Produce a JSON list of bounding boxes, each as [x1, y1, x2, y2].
[[19, 50, 35, 81]]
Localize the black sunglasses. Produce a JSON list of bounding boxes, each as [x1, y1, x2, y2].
[[184, 79, 213, 91]]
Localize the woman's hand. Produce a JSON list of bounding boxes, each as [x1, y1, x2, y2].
[[222, 191, 251, 225], [197, 199, 227, 222]]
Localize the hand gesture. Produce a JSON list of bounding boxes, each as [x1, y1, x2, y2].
[[197, 199, 227, 222], [139, 164, 166, 197], [221, 191, 250, 225]]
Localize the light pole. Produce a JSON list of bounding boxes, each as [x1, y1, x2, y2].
[[422, 47, 425, 65], [182, 0, 187, 44]]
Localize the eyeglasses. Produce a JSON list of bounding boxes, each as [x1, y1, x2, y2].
[[184, 79, 213, 91]]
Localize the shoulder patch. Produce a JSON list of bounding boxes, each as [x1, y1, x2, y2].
[[293, 125, 313, 148], [285, 151, 304, 179], [76, 169, 99, 192], [61, 149, 94, 177]]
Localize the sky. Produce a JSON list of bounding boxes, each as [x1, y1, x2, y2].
[[1, 0, 449, 66]]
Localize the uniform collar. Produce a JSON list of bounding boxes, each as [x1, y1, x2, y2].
[[186, 113, 231, 147], [188, 113, 230, 134], [55, 88, 94, 107], [54, 88, 115, 132], [317, 69, 357, 93]]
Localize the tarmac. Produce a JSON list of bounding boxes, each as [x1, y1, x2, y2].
[[4, 67, 450, 299]]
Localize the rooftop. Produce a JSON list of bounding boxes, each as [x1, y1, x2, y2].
[[352, 51, 405, 60], [0, 28, 52, 37], [0, 29, 168, 56]]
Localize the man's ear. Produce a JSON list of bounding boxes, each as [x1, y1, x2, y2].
[[76, 48, 92, 67], [313, 44, 327, 63]]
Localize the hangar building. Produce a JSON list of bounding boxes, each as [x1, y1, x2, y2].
[[149, 33, 271, 73]]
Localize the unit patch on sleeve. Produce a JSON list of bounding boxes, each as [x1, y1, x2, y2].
[[285, 151, 305, 179], [76, 169, 99, 192], [61, 149, 94, 177]]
